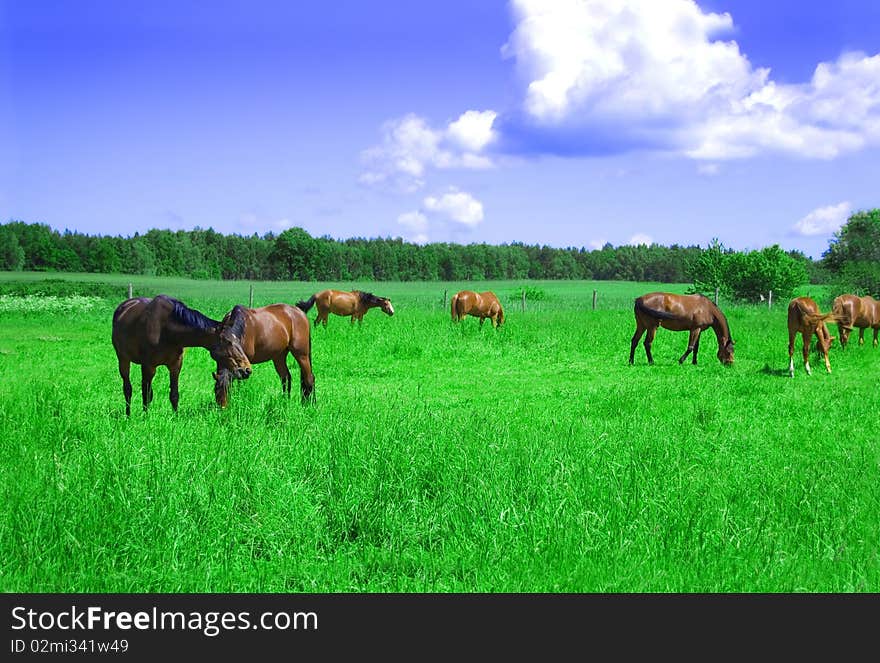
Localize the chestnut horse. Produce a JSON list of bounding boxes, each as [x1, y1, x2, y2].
[[832, 294, 880, 348], [296, 289, 394, 327], [450, 290, 505, 328], [629, 292, 734, 366], [111, 295, 252, 416], [213, 303, 315, 407], [787, 297, 839, 377]]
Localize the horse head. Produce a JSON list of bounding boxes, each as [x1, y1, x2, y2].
[[717, 338, 735, 366], [818, 326, 836, 354], [212, 307, 252, 380], [380, 298, 395, 316]]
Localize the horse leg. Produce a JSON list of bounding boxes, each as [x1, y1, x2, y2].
[[119, 358, 133, 416], [801, 331, 812, 375], [788, 328, 796, 377], [678, 329, 699, 364], [273, 355, 292, 397], [168, 353, 183, 412], [644, 326, 657, 365], [873, 326, 879, 347], [815, 328, 832, 373], [293, 351, 315, 404], [692, 334, 701, 365], [858, 328, 865, 346], [629, 323, 645, 364], [141, 364, 157, 411]]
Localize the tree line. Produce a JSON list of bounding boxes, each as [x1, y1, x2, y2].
[[0, 210, 876, 299]]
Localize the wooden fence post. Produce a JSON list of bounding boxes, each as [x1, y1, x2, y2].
[[714, 287, 719, 304], [443, 289, 447, 309], [592, 289, 597, 311], [249, 284, 254, 308], [768, 290, 772, 309], [128, 283, 133, 299]]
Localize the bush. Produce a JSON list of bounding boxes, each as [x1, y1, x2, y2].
[[0, 279, 126, 300], [511, 286, 547, 302]]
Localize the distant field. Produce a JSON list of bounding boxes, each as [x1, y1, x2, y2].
[[0, 272, 876, 592]]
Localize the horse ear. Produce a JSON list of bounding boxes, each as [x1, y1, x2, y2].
[[212, 371, 219, 380]]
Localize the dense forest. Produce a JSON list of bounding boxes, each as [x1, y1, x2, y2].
[[1, 209, 877, 298]]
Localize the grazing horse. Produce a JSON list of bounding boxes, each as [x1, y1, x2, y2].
[[832, 294, 880, 348], [111, 295, 252, 416], [296, 289, 394, 327], [629, 292, 734, 366], [787, 297, 839, 377], [450, 290, 505, 328], [213, 303, 315, 407]]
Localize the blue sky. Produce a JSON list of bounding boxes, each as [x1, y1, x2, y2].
[[1, 1, 879, 258]]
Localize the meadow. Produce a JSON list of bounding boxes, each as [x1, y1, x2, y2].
[[1, 272, 878, 592]]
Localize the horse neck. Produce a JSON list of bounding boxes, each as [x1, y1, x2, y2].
[[710, 308, 731, 343], [166, 322, 220, 348]]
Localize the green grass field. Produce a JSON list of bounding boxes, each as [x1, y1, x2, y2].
[[1, 273, 878, 592]]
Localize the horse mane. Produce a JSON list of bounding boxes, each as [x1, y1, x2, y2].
[[222, 304, 249, 340], [357, 290, 385, 306], [163, 295, 220, 331]]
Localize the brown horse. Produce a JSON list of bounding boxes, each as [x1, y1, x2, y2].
[[629, 292, 734, 365], [788, 297, 839, 377], [832, 294, 880, 348], [213, 303, 315, 407], [450, 290, 505, 328], [296, 289, 394, 327], [111, 295, 252, 416]]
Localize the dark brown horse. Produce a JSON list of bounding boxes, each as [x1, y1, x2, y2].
[[832, 294, 880, 348], [788, 296, 839, 377], [111, 295, 252, 416], [296, 289, 394, 327], [629, 292, 734, 365], [213, 303, 315, 407], [450, 290, 504, 328]]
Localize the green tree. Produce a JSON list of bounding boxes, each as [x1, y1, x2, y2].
[[0, 226, 25, 270], [687, 238, 731, 298], [822, 209, 880, 296]]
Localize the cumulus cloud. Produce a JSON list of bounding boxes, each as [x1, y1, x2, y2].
[[423, 188, 484, 226], [628, 233, 653, 246], [360, 111, 497, 192], [792, 201, 851, 236], [397, 210, 429, 243], [395, 189, 485, 243], [500, 0, 880, 160]]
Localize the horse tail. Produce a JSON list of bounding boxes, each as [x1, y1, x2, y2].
[[634, 297, 677, 320], [296, 295, 316, 313], [450, 293, 459, 320], [802, 310, 841, 327]]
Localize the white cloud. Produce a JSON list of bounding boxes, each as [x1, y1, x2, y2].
[[397, 210, 429, 243], [792, 201, 851, 236], [446, 110, 498, 152], [360, 111, 496, 191], [628, 233, 653, 246], [423, 188, 484, 226], [502, 0, 880, 160], [589, 238, 608, 250], [397, 210, 428, 232]]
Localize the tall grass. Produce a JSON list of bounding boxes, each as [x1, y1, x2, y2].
[[0, 276, 877, 591]]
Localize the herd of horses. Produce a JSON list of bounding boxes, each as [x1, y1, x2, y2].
[[111, 286, 879, 414]]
